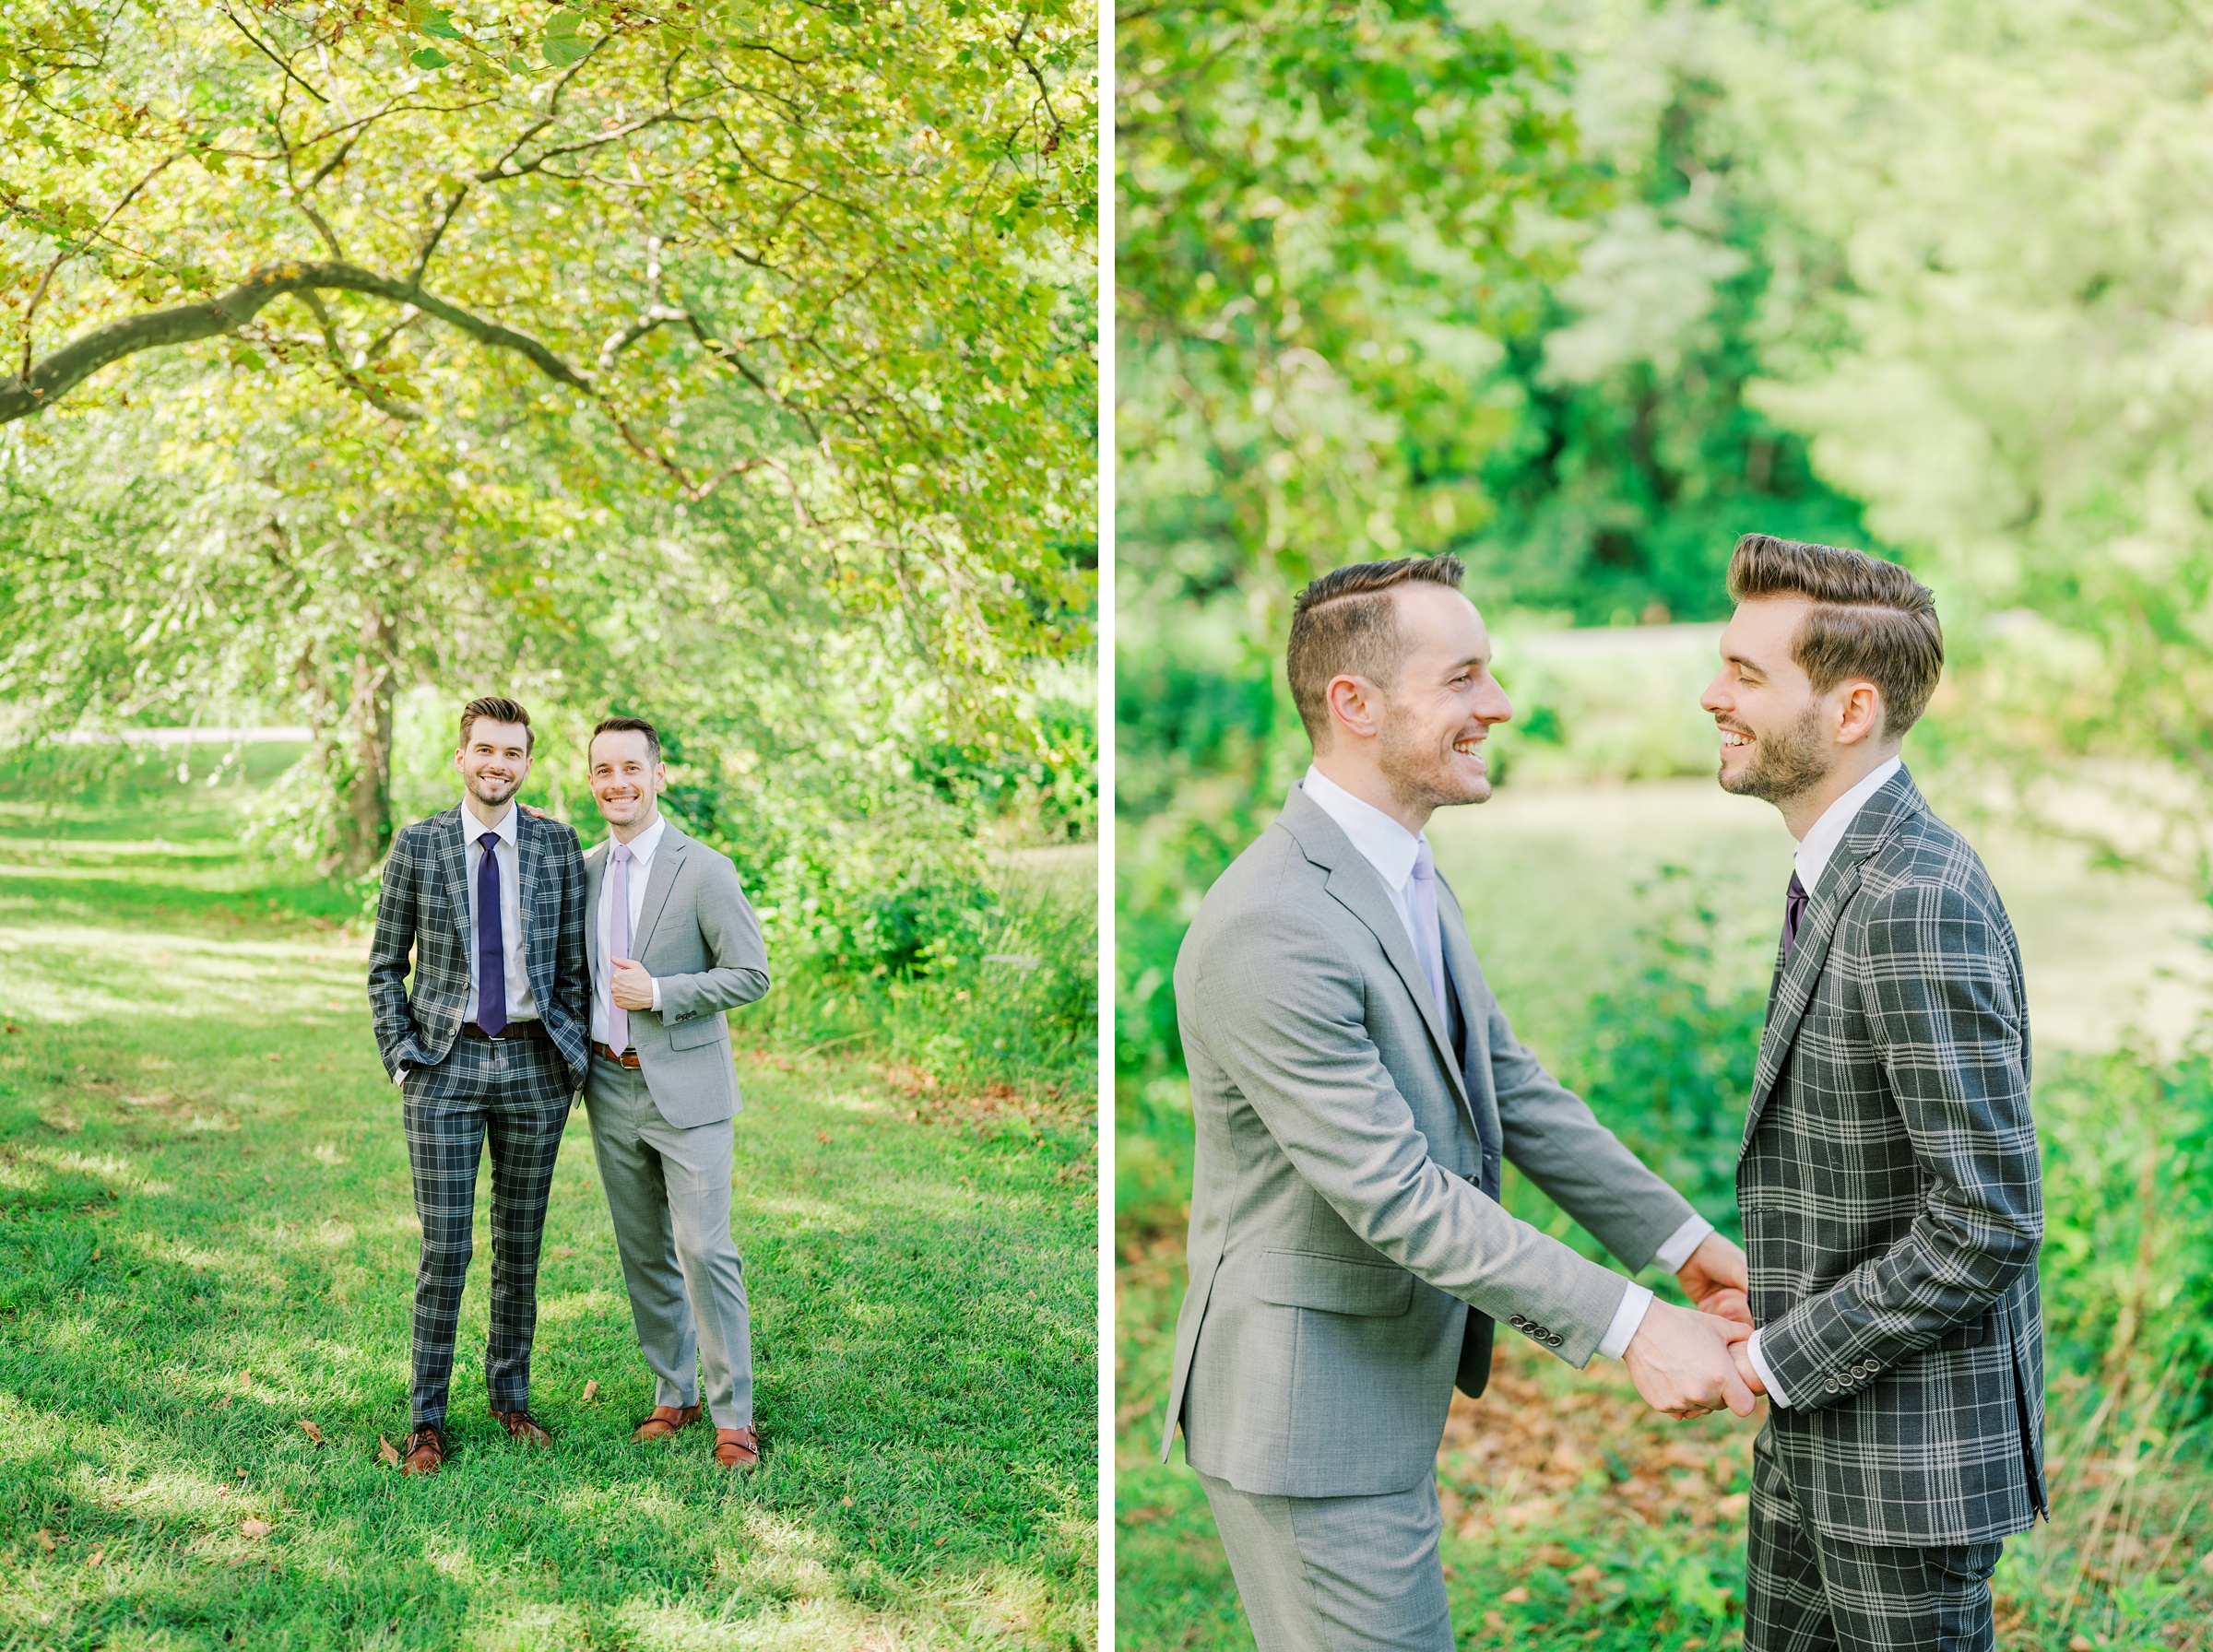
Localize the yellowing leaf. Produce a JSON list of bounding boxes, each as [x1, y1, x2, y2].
[[241, 1518, 272, 1539]]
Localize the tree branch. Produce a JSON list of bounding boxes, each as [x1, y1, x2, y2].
[[0, 260, 593, 423]]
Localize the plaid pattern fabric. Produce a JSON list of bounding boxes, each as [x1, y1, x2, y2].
[[1746, 1430, 2002, 1651], [402, 1032, 574, 1427], [368, 804, 592, 1082], [1742, 770, 2046, 1546]]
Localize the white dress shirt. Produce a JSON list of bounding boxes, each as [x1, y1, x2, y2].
[[1744, 754, 1905, 1408], [1300, 768, 1710, 1362], [590, 814, 667, 1046], [464, 800, 541, 1027]]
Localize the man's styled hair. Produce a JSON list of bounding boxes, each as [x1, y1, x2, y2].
[[590, 714, 662, 768], [1726, 535, 1944, 736], [1286, 555, 1466, 743], [457, 695, 534, 753]]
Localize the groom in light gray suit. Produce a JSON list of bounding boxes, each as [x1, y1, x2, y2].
[[581, 715, 772, 1469], [1166, 555, 1759, 1651]]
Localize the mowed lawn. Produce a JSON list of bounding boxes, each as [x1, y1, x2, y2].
[[0, 778, 1096, 1650]]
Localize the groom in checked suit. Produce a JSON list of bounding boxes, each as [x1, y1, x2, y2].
[[368, 696, 590, 1476], [1166, 556, 1759, 1652], [580, 716, 771, 1469], [1703, 536, 2045, 1651]]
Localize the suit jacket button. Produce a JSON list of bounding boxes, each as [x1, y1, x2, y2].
[[1548, 1334, 1564, 1348], [1509, 1315, 1526, 1328]]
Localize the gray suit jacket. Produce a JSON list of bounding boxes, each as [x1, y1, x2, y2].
[[1743, 769, 2046, 1545], [584, 822, 771, 1127], [1163, 784, 1698, 1498]]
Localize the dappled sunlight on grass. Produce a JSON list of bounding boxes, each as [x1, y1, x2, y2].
[[0, 797, 1095, 1649]]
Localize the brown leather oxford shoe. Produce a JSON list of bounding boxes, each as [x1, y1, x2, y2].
[[712, 1424, 761, 1470], [489, 1408, 553, 1448], [632, 1404, 703, 1443], [400, 1424, 446, 1476]]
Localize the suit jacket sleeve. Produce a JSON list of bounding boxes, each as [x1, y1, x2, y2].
[[555, 824, 590, 1046], [656, 852, 771, 1022], [1756, 880, 2042, 1410], [1485, 996, 1699, 1272], [367, 830, 421, 1079], [1189, 902, 1634, 1365]]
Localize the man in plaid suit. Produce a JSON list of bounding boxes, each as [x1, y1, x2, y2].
[[368, 695, 591, 1475], [1703, 537, 2045, 1650]]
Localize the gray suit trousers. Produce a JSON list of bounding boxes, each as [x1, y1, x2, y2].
[[583, 1054, 754, 1427], [1200, 1470, 1452, 1652]]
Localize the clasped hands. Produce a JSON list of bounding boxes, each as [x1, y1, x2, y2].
[[1622, 1232, 1768, 1422]]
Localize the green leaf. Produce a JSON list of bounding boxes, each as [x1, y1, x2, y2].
[[418, 7, 462, 41], [409, 47, 452, 70], [543, 12, 589, 67], [230, 346, 266, 372]]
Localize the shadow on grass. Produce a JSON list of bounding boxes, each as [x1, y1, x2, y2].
[[0, 982, 1095, 1650]]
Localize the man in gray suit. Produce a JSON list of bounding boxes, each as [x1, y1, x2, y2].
[[580, 715, 772, 1469], [1166, 555, 1758, 1652], [1703, 537, 2044, 1651]]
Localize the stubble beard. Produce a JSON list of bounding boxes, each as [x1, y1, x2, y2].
[[467, 769, 520, 809], [1719, 703, 1833, 806], [1377, 714, 1490, 815]]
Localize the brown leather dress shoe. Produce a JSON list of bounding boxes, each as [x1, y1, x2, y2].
[[632, 1404, 703, 1443], [712, 1424, 761, 1470], [400, 1425, 445, 1476], [489, 1408, 553, 1448]]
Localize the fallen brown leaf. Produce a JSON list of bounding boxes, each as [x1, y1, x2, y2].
[[1568, 1563, 1604, 1587], [378, 1435, 401, 1467], [296, 1420, 325, 1445], [241, 1518, 272, 1540], [582, 1379, 599, 1402], [1501, 1585, 1530, 1604], [34, 1529, 53, 1552], [89, 1245, 100, 1261], [85, 1548, 103, 1567], [3, 1023, 20, 1034]]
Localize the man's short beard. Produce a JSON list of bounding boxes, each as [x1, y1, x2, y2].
[[1721, 703, 1833, 805], [467, 771, 520, 806], [1376, 710, 1489, 813]]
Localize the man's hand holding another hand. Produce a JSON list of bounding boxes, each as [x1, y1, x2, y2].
[[1624, 1299, 1758, 1421], [1676, 1231, 1753, 1330]]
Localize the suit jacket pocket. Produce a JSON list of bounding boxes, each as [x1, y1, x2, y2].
[[1254, 1249, 1414, 1318], [667, 1014, 726, 1052]]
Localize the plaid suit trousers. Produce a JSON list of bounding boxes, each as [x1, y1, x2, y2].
[[402, 1032, 574, 1427], [1746, 1429, 2003, 1652]]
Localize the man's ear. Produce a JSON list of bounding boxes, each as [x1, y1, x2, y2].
[[1835, 680, 1884, 746], [1325, 675, 1380, 742]]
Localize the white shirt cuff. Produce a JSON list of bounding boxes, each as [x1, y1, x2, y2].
[[1746, 1328, 1792, 1407], [1652, 1213, 1714, 1273], [649, 978, 662, 1012], [1597, 1281, 1654, 1361]]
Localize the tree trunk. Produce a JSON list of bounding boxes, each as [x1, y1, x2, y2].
[[335, 610, 398, 878]]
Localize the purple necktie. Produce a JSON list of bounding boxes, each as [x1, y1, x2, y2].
[[1409, 840, 1449, 1020], [475, 831, 507, 1034], [1782, 870, 1810, 963], [609, 841, 633, 1053]]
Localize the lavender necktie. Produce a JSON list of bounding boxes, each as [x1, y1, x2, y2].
[[609, 841, 633, 1053], [1782, 870, 1810, 962], [475, 831, 507, 1035], [1409, 840, 1449, 1020]]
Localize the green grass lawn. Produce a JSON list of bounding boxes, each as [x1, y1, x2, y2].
[[0, 764, 1096, 1650]]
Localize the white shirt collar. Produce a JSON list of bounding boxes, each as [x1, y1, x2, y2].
[[1301, 764, 1425, 892], [1794, 755, 1903, 894], [463, 799, 518, 848], [605, 813, 668, 867]]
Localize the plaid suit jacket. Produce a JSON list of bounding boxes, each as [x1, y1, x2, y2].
[[1743, 768, 2046, 1546], [367, 804, 591, 1083]]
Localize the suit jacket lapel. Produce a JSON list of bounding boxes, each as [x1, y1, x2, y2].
[[1278, 787, 1472, 1111], [632, 827, 688, 957], [1433, 876, 1501, 1150], [1741, 770, 1925, 1146], [582, 841, 607, 974], [438, 806, 472, 947]]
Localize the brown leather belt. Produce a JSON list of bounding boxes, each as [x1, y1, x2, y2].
[[462, 1020, 549, 1042], [592, 1041, 642, 1069]]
